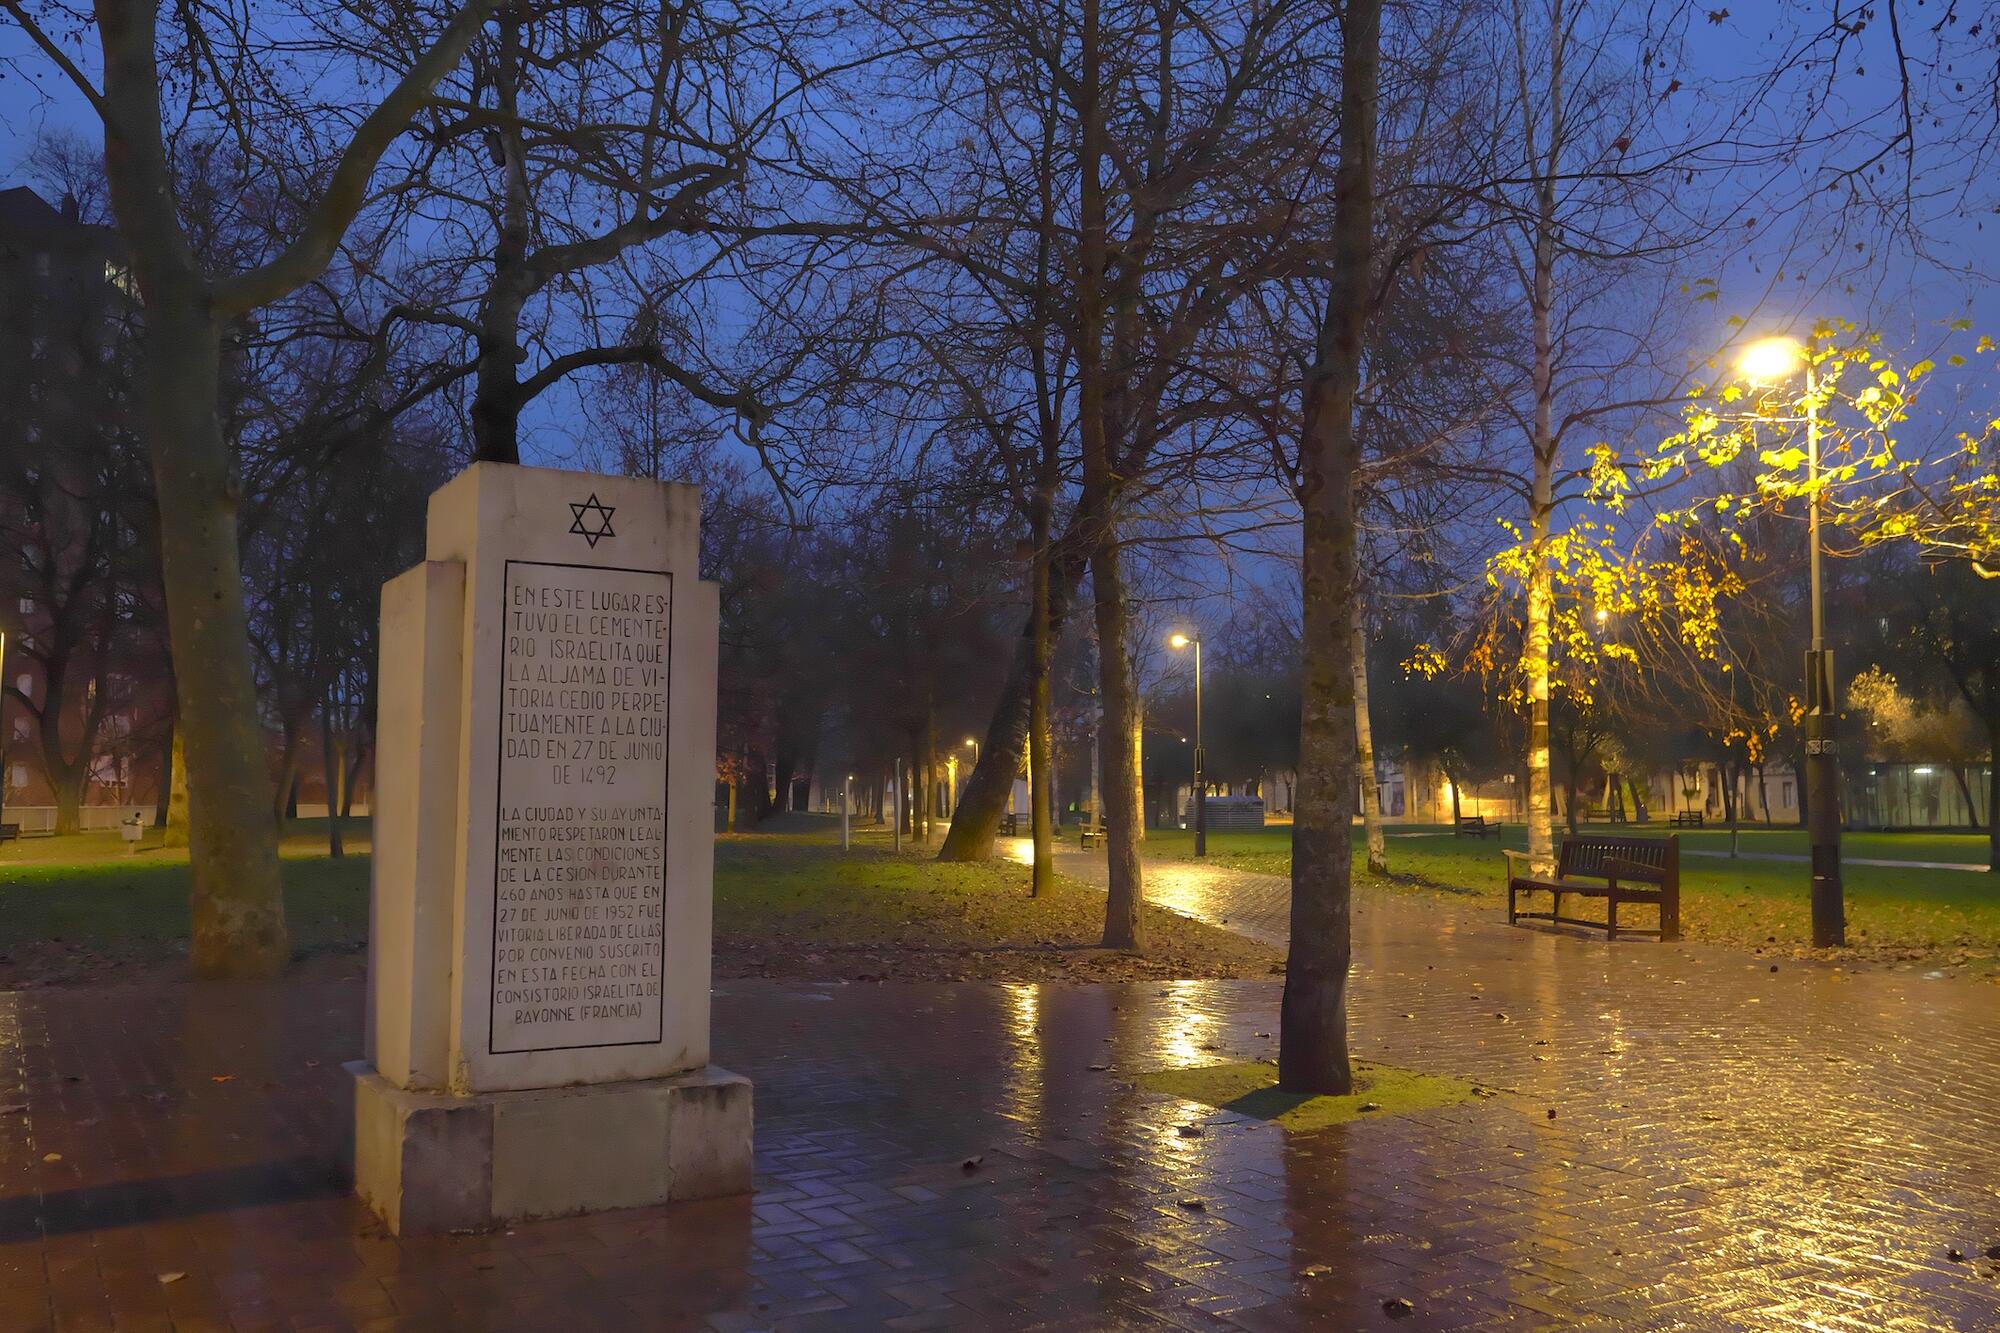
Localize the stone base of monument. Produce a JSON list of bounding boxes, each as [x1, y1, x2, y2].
[[348, 1062, 753, 1235]]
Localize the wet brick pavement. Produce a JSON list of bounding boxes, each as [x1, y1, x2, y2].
[[3, 883, 1999, 1329]]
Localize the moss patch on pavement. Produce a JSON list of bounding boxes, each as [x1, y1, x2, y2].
[[1138, 1059, 1480, 1131]]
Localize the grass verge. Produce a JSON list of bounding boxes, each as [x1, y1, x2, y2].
[[0, 817, 1279, 987], [713, 824, 1279, 982], [1140, 825, 2000, 961]]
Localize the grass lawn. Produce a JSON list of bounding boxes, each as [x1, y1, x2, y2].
[[1144, 824, 2000, 957], [0, 822, 374, 985], [713, 818, 1277, 982], [0, 814, 1277, 986]]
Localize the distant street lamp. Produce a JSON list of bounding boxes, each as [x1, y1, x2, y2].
[[964, 736, 979, 768], [1169, 632, 1205, 856], [1738, 333, 1844, 946]]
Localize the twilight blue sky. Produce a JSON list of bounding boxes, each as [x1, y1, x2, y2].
[[3, 0, 1994, 474]]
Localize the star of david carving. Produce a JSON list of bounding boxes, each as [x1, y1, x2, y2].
[[568, 493, 617, 548]]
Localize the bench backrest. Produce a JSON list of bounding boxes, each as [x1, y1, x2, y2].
[[1555, 834, 1678, 883]]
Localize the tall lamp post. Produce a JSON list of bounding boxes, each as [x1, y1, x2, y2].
[[1169, 632, 1205, 856], [1739, 335, 1844, 946]]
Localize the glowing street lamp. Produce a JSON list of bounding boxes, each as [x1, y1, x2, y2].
[[1736, 333, 1843, 946], [964, 736, 979, 767], [1169, 632, 1205, 856], [1736, 334, 1805, 385]]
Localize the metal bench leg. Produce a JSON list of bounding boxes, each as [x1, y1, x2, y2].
[[1507, 883, 1516, 924], [1606, 897, 1618, 940]]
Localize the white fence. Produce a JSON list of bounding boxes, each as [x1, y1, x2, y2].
[[2, 806, 148, 833]]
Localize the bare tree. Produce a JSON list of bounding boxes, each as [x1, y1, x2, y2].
[[3, 0, 495, 975], [1279, 0, 1378, 1095], [0, 187, 159, 833]]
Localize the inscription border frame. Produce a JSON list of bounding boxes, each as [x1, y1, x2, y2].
[[488, 557, 675, 1056]]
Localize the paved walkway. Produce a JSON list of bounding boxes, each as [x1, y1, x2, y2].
[[6, 870, 2000, 1330], [1041, 841, 1295, 947]]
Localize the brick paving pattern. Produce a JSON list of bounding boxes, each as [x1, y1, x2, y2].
[[4, 883, 1999, 1329]]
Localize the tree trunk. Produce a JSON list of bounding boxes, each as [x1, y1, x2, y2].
[[164, 728, 190, 849], [53, 772, 85, 838], [1091, 540, 1145, 948], [1985, 717, 1998, 873], [1076, 0, 1144, 952], [470, 10, 532, 465], [1028, 538, 1055, 896], [154, 721, 174, 828], [321, 706, 344, 858], [342, 741, 366, 819], [1517, 2, 1564, 876], [1072, 0, 1152, 944], [89, 0, 489, 981], [1129, 693, 1145, 843], [32, 659, 89, 836], [937, 529, 1084, 863], [273, 722, 301, 826], [1563, 755, 1580, 835], [773, 750, 795, 813], [136, 305, 288, 974], [1280, 0, 1376, 1098], [1948, 763, 1977, 828], [1721, 758, 1740, 856], [926, 702, 939, 842], [1351, 600, 1387, 874]]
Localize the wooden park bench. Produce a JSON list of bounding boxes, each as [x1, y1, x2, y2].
[[1505, 834, 1680, 941], [0, 822, 19, 844], [1453, 815, 1499, 839], [999, 812, 1019, 836], [1671, 810, 1704, 827], [1079, 819, 1104, 849]]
